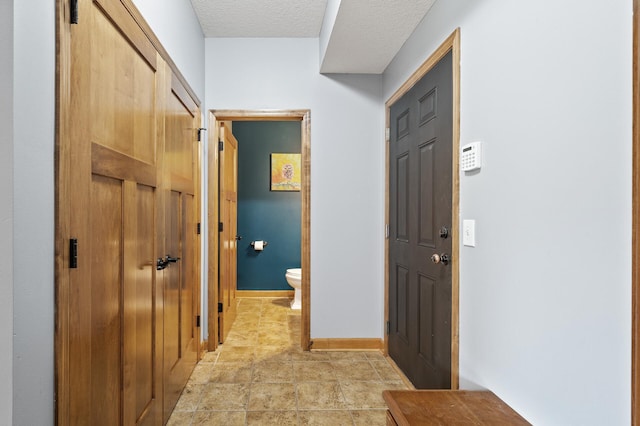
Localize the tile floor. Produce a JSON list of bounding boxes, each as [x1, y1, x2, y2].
[[168, 297, 409, 425]]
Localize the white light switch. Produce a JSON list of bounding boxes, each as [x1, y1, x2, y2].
[[463, 220, 476, 247]]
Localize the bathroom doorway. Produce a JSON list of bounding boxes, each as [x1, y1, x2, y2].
[[207, 110, 311, 352]]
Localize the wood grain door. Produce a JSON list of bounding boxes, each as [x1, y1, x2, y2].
[[65, 0, 164, 423], [58, 1, 201, 424], [388, 51, 453, 389], [162, 77, 200, 422], [218, 123, 238, 343]]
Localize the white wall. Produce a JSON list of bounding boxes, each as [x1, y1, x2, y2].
[[384, 0, 632, 424], [1, 1, 13, 424], [13, 0, 55, 423], [205, 38, 385, 338]]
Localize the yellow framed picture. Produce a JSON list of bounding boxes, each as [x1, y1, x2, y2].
[[271, 153, 301, 191]]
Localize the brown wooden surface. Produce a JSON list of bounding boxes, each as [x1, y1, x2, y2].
[[387, 410, 399, 426], [208, 110, 311, 351], [300, 111, 311, 350], [207, 113, 221, 352], [384, 29, 461, 388], [64, 1, 164, 423], [383, 390, 530, 426], [310, 338, 383, 351], [162, 74, 200, 423], [56, 1, 201, 423], [634, 3, 640, 425], [219, 123, 239, 343], [120, 0, 200, 106]]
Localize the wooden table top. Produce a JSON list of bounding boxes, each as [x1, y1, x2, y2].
[[382, 390, 531, 425]]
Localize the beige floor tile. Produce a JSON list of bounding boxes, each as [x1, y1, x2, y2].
[[238, 298, 263, 307], [291, 350, 332, 362], [298, 410, 354, 425], [225, 330, 259, 346], [259, 317, 289, 328], [169, 297, 409, 423], [191, 410, 246, 425], [248, 383, 297, 411], [200, 351, 219, 363], [217, 346, 255, 363], [369, 360, 403, 382], [254, 346, 294, 362], [174, 383, 206, 411], [329, 351, 369, 361], [233, 316, 260, 325], [340, 382, 404, 409], [166, 410, 194, 425], [293, 361, 336, 382], [351, 409, 388, 426], [257, 333, 291, 347], [197, 383, 250, 411], [188, 364, 216, 385], [252, 361, 294, 383], [231, 321, 257, 328], [363, 352, 386, 361], [209, 362, 252, 383], [331, 361, 380, 381], [246, 410, 298, 425], [296, 382, 347, 410]]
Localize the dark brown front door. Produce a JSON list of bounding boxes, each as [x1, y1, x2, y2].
[[388, 51, 453, 389]]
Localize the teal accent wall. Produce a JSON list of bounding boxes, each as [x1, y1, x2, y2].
[[235, 121, 301, 290]]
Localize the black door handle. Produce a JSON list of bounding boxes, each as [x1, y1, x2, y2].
[[156, 257, 169, 270], [165, 255, 180, 263]]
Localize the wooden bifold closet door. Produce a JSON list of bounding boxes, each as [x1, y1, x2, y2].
[[56, 0, 201, 424]]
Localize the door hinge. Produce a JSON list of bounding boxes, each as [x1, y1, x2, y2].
[[385, 127, 390, 142], [385, 224, 389, 239], [218, 302, 223, 313], [197, 128, 206, 142], [196, 315, 201, 327], [218, 222, 223, 232], [197, 222, 201, 235], [218, 140, 224, 151], [386, 321, 390, 335], [70, 0, 79, 24], [69, 238, 78, 268]]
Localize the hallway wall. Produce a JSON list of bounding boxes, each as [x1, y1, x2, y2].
[[1, 1, 13, 423], [205, 38, 385, 338], [13, 0, 55, 423], [383, 0, 632, 424]]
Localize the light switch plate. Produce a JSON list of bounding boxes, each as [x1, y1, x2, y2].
[[463, 220, 476, 247]]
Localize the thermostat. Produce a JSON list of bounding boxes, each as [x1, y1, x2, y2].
[[461, 141, 482, 172]]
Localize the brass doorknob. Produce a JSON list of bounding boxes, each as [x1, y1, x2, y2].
[[431, 253, 450, 265]]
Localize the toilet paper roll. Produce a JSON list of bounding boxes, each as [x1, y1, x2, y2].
[[253, 240, 264, 251]]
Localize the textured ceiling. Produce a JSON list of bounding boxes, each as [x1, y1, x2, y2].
[[190, 0, 435, 74], [190, 0, 328, 37]]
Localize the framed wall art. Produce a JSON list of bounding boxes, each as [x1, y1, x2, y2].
[[270, 153, 301, 191]]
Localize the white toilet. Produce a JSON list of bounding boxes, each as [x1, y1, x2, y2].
[[285, 268, 302, 310]]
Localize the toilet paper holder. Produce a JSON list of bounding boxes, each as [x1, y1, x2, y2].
[[250, 241, 268, 248]]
